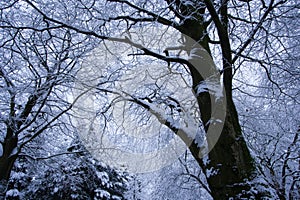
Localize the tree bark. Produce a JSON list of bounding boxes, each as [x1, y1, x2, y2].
[[174, 2, 270, 199], [0, 131, 18, 198]]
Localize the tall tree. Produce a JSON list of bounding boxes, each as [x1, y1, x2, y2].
[[6, 136, 130, 200], [1, 0, 298, 199], [0, 1, 93, 195]]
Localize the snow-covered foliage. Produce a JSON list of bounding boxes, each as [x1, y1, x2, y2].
[[5, 189, 20, 199], [0, 0, 299, 199], [232, 1, 300, 198], [6, 135, 130, 200]]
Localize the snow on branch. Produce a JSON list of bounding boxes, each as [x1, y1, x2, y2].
[[129, 96, 206, 151]]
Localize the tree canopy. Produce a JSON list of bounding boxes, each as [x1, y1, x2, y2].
[[0, 0, 299, 199]]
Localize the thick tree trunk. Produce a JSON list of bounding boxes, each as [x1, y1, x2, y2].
[[173, 3, 270, 199], [187, 52, 261, 198], [187, 43, 268, 199], [205, 100, 257, 199], [0, 133, 18, 198]]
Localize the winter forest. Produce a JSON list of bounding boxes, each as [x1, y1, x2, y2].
[[0, 0, 299, 199]]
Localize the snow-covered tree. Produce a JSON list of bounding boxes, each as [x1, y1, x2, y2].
[[0, 0, 299, 199], [6, 133, 130, 200]]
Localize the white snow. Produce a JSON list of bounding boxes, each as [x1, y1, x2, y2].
[[11, 171, 25, 179], [205, 118, 223, 127], [9, 147, 18, 157], [111, 195, 122, 200], [206, 167, 219, 178], [71, 194, 80, 199], [142, 99, 204, 148], [147, 103, 168, 125], [196, 83, 208, 94], [5, 189, 20, 197], [96, 171, 110, 186], [178, 111, 199, 139], [196, 79, 223, 101], [53, 187, 59, 193], [94, 189, 110, 199], [182, 0, 194, 6], [189, 47, 205, 59], [203, 156, 210, 166], [194, 133, 203, 145], [114, 182, 123, 187]]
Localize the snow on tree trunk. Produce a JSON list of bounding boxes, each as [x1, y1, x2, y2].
[[176, 3, 271, 198]]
